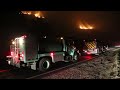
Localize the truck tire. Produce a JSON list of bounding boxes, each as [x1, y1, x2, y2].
[[38, 58, 51, 72]]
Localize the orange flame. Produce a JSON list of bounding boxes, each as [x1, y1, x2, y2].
[[21, 11, 44, 18]]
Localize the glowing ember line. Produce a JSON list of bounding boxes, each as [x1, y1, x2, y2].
[[21, 11, 44, 18]]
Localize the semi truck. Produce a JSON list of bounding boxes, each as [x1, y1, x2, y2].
[[6, 35, 80, 72]]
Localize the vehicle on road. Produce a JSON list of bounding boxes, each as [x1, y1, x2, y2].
[[6, 35, 80, 72], [82, 39, 108, 55]]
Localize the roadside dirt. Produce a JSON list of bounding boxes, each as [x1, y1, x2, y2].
[[41, 51, 120, 79]]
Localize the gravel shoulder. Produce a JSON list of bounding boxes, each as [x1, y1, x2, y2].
[[41, 50, 120, 79]]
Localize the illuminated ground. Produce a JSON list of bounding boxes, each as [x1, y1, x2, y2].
[[0, 47, 120, 79], [40, 49, 120, 79]]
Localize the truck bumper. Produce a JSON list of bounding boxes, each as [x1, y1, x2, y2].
[[30, 62, 37, 70], [7, 58, 21, 68], [7, 58, 37, 70]]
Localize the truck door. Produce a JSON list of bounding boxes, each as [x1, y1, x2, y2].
[[13, 38, 20, 63], [12, 36, 26, 64], [18, 36, 26, 62], [10, 38, 19, 64], [66, 40, 76, 56], [10, 44, 15, 56]]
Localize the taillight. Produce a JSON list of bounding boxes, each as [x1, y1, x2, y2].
[[21, 54, 24, 57], [11, 52, 13, 56], [50, 52, 54, 56], [18, 53, 24, 60], [12, 41, 15, 44], [20, 53, 24, 59]]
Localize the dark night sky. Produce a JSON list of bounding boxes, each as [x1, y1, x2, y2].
[[43, 11, 120, 40], [0, 11, 120, 58]]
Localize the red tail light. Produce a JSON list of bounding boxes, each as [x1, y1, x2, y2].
[[20, 53, 24, 58], [11, 52, 13, 56], [21, 54, 24, 57], [18, 53, 24, 60], [50, 52, 54, 56]]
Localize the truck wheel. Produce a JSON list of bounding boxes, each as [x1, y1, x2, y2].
[[38, 58, 51, 72]]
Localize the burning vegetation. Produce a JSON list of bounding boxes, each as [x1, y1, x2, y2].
[[21, 11, 45, 19], [79, 22, 94, 30]]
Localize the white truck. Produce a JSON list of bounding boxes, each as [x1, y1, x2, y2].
[[6, 35, 80, 72]]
